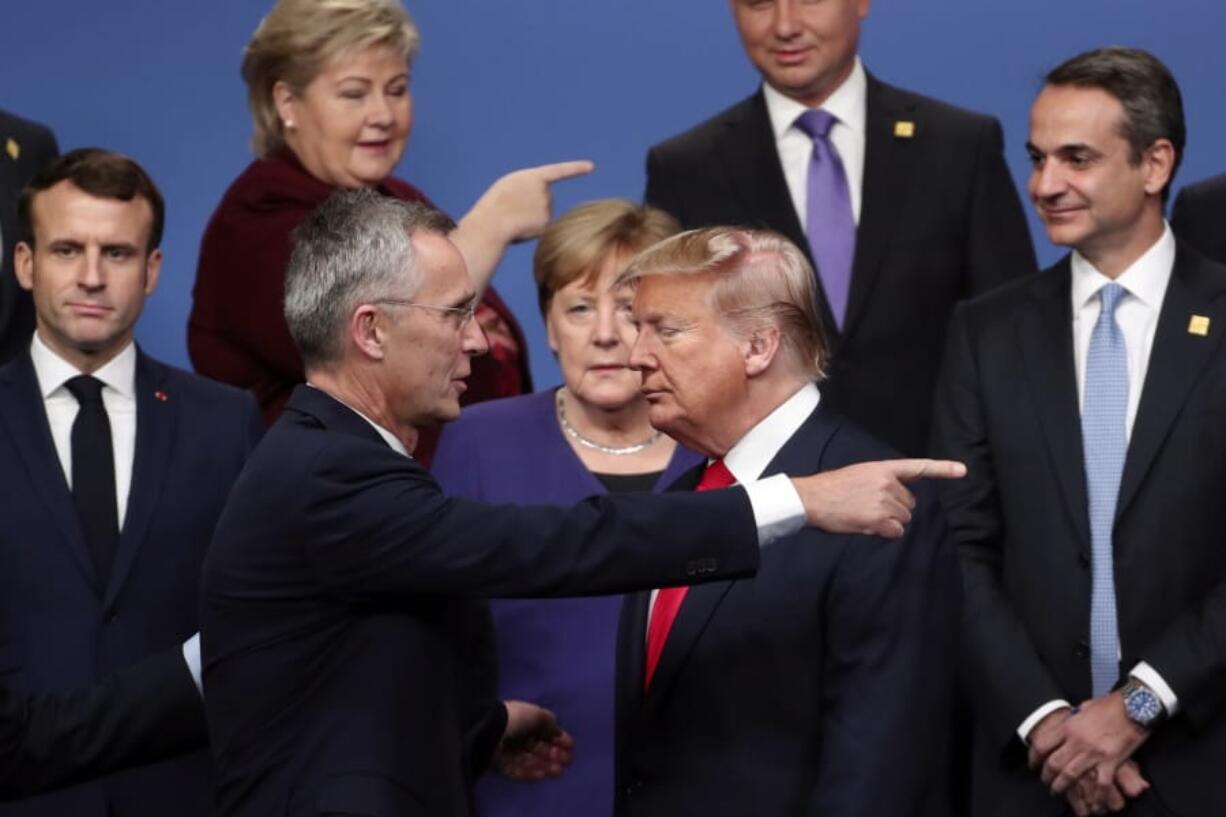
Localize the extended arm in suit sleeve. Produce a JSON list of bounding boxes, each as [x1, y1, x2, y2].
[[301, 442, 760, 601], [0, 647, 207, 800], [806, 491, 959, 817], [962, 118, 1037, 296], [932, 304, 1066, 751]]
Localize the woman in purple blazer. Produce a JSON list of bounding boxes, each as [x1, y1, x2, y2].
[[432, 200, 700, 817]]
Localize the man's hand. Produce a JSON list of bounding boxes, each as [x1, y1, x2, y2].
[[1040, 692, 1150, 797], [790, 459, 967, 538], [1026, 706, 1073, 772], [493, 700, 574, 781], [1066, 760, 1149, 816]]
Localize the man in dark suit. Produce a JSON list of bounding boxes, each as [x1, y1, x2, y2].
[[0, 149, 263, 817], [0, 645, 206, 801], [201, 190, 966, 817], [0, 110, 58, 365], [933, 48, 1226, 817], [1171, 172, 1226, 264], [644, 0, 1036, 456], [611, 227, 957, 817]]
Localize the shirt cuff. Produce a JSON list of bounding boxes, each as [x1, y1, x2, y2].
[[1130, 662, 1179, 716], [1018, 699, 1073, 743], [182, 633, 204, 697], [744, 474, 805, 546]]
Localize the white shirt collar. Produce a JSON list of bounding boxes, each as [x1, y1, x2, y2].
[[306, 382, 410, 458], [30, 333, 137, 400], [762, 57, 867, 142], [1070, 223, 1175, 314], [723, 383, 821, 483]]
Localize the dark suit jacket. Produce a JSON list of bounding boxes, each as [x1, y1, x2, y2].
[[932, 246, 1226, 817], [614, 404, 959, 817], [1172, 173, 1226, 265], [0, 112, 57, 365], [202, 385, 763, 817], [0, 647, 206, 801], [645, 77, 1036, 455], [0, 348, 262, 817]]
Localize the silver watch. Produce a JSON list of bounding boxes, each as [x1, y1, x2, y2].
[[1120, 677, 1165, 729]]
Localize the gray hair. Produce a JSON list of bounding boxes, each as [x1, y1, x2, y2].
[[284, 189, 455, 367], [617, 227, 827, 382]]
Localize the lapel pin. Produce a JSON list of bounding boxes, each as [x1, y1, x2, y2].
[[5, 138, 19, 161], [893, 121, 915, 139], [153, 389, 168, 402], [1188, 315, 1210, 337]]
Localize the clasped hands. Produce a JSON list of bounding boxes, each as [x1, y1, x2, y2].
[[1028, 693, 1151, 815]]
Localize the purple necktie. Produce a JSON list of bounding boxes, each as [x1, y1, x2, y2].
[[796, 109, 855, 328]]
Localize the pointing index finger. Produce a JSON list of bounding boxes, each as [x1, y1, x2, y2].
[[533, 159, 595, 183], [891, 458, 967, 482]]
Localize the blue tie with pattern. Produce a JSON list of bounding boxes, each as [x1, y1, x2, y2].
[[1081, 282, 1128, 696]]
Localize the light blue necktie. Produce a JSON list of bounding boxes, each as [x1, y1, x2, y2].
[[1081, 282, 1128, 696]]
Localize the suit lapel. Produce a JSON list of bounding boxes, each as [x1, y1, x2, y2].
[[0, 354, 96, 587], [843, 77, 920, 338], [103, 351, 174, 610], [1117, 246, 1226, 520], [642, 406, 838, 716], [1017, 262, 1090, 546]]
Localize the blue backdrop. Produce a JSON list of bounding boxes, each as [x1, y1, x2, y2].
[[3, 0, 1224, 387]]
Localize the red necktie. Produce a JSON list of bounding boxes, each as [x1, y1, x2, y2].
[[643, 458, 736, 690]]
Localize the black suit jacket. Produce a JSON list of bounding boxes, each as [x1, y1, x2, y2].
[[932, 245, 1226, 817], [645, 77, 1036, 455], [0, 648, 206, 801], [0, 111, 57, 366], [0, 348, 262, 817], [614, 404, 959, 817], [201, 385, 764, 817], [1172, 172, 1226, 265]]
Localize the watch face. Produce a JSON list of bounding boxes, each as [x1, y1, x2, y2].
[[1126, 688, 1162, 725]]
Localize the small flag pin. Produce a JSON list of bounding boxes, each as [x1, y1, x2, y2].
[[5, 138, 19, 161], [154, 389, 169, 402], [1188, 315, 1210, 336], [894, 121, 915, 139]]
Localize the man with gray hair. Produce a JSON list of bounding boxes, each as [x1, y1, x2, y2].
[[200, 191, 965, 817], [612, 226, 958, 817]]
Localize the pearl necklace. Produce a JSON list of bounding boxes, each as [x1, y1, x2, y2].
[[555, 388, 662, 456]]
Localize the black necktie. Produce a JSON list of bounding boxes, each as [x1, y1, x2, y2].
[[65, 375, 118, 586]]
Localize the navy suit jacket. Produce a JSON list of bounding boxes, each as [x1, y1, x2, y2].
[[644, 77, 1036, 456], [932, 246, 1226, 817], [202, 385, 762, 817], [614, 404, 959, 817], [0, 111, 57, 365], [1172, 172, 1226, 266], [0, 348, 261, 817]]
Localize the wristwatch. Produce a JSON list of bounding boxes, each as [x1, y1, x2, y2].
[[1120, 677, 1166, 729]]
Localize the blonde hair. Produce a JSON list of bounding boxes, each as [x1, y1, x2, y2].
[[617, 227, 827, 381], [242, 0, 420, 156], [532, 199, 679, 316]]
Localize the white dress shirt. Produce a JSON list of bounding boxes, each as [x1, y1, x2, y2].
[[647, 384, 819, 629], [30, 332, 137, 529], [1018, 225, 1180, 742], [763, 58, 868, 227]]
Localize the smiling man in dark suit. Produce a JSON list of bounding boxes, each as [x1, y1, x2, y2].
[[612, 226, 958, 817], [645, 0, 1036, 456], [934, 47, 1226, 817], [0, 149, 262, 817]]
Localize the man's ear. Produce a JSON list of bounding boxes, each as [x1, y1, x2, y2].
[[743, 325, 781, 378], [350, 305, 388, 361], [13, 242, 34, 292]]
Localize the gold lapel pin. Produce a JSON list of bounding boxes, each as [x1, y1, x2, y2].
[[894, 121, 915, 139], [1188, 315, 1210, 336], [5, 138, 19, 161]]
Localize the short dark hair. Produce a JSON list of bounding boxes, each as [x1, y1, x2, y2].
[[17, 148, 165, 249], [1044, 46, 1185, 201]]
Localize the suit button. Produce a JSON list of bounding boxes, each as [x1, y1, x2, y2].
[[1075, 639, 1090, 659], [684, 560, 699, 577], [625, 778, 643, 796]]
